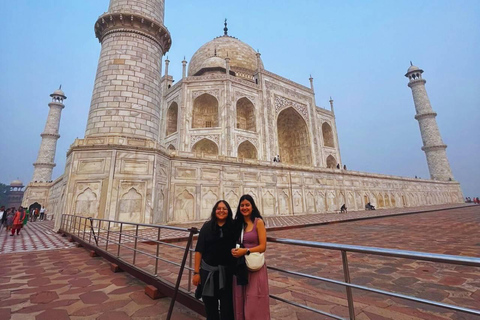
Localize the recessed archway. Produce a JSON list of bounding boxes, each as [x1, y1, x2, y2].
[[326, 155, 337, 168], [237, 140, 257, 159], [236, 97, 255, 132], [322, 122, 335, 147], [166, 102, 178, 136], [277, 107, 312, 166], [192, 138, 218, 156], [192, 94, 218, 128]]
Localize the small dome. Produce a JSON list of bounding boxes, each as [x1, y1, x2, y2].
[[10, 179, 23, 186], [407, 64, 420, 73], [50, 87, 67, 99], [188, 35, 263, 77]]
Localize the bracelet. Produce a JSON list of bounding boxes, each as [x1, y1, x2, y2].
[[194, 272, 200, 275]]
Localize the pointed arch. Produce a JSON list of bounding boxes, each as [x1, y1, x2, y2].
[[118, 188, 143, 223], [166, 102, 178, 136], [237, 140, 257, 159], [236, 97, 256, 132], [277, 107, 312, 166], [192, 138, 218, 156], [192, 93, 218, 128], [326, 155, 337, 168], [322, 122, 335, 147]]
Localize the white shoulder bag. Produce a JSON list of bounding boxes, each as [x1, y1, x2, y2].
[[241, 224, 265, 272]]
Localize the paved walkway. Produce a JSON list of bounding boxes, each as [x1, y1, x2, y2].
[[1, 203, 478, 319], [0, 220, 75, 254]]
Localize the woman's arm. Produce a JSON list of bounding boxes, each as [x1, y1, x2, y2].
[[192, 251, 202, 286]]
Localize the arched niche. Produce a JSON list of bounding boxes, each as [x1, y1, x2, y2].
[[167, 144, 176, 151], [236, 97, 255, 132], [277, 107, 312, 166], [322, 122, 335, 147], [192, 93, 218, 128], [237, 140, 257, 159], [192, 138, 218, 156], [166, 102, 178, 136], [326, 155, 336, 168]]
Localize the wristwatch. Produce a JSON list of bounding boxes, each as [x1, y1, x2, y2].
[[246, 249, 251, 255]]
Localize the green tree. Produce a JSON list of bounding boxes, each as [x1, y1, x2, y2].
[[0, 183, 8, 207]]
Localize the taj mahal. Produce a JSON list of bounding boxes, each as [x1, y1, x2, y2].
[[21, 0, 463, 230]]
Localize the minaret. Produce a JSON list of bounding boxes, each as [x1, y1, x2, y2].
[[84, 0, 171, 141], [32, 87, 66, 182], [405, 63, 453, 181]]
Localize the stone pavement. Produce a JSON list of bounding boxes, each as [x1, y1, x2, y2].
[[1, 204, 479, 319], [266, 205, 480, 320], [0, 219, 75, 254], [0, 247, 203, 320]]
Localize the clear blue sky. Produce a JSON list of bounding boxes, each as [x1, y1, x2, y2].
[[0, 1, 479, 197]]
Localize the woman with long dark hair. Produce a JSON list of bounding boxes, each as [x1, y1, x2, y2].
[[193, 200, 236, 320], [231, 194, 270, 320]]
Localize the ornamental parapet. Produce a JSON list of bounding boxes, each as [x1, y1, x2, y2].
[[407, 78, 427, 87], [414, 112, 437, 120], [68, 136, 159, 155], [33, 162, 56, 168], [40, 133, 61, 138], [422, 144, 447, 152], [94, 12, 171, 52]]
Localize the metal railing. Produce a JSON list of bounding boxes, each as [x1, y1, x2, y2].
[[59, 214, 201, 319], [266, 237, 480, 319], [59, 214, 480, 320]]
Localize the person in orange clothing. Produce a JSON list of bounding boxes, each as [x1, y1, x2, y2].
[[11, 207, 26, 236]]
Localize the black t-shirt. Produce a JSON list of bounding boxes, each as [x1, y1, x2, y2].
[[195, 220, 236, 267]]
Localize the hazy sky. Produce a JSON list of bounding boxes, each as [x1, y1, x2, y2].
[[0, 1, 479, 197]]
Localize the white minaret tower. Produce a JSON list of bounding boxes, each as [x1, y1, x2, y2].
[[84, 0, 171, 141], [405, 63, 454, 181], [32, 87, 66, 182]]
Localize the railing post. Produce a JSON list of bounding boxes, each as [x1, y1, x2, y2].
[[73, 215, 77, 235], [341, 250, 356, 320], [167, 227, 198, 320], [154, 227, 161, 275], [83, 217, 87, 241], [60, 214, 65, 232], [97, 220, 102, 246], [117, 223, 123, 257], [77, 217, 82, 237], [106, 221, 111, 251], [188, 236, 193, 292], [88, 218, 99, 246], [133, 225, 139, 265]]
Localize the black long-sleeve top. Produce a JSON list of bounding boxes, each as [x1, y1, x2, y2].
[[195, 220, 237, 267]]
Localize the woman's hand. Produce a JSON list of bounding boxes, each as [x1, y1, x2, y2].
[[192, 273, 201, 286], [231, 248, 248, 258]]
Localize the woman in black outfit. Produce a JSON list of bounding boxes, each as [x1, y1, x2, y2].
[[193, 200, 237, 320]]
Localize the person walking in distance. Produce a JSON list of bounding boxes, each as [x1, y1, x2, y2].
[[39, 206, 45, 220], [11, 207, 26, 236]]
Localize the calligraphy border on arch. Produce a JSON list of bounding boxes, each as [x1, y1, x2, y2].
[[190, 134, 220, 148], [274, 94, 308, 121]]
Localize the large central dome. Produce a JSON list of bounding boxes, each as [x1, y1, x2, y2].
[[188, 35, 264, 77]]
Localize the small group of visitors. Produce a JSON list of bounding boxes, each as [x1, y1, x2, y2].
[[465, 197, 480, 204], [29, 206, 46, 221], [193, 194, 270, 320], [1, 206, 27, 236]]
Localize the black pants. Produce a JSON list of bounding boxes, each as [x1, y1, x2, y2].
[[200, 268, 234, 320]]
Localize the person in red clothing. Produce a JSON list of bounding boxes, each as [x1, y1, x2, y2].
[[11, 207, 26, 236]]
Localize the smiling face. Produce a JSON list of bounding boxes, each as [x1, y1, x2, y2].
[[239, 199, 253, 219], [215, 201, 229, 223]]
